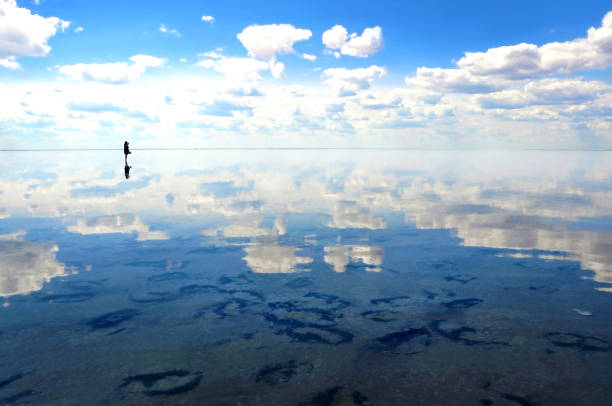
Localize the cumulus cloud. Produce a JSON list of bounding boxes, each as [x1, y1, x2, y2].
[[227, 84, 263, 97], [58, 54, 165, 84], [74, 26, 84, 33], [474, 78, 611, 109], [322, 25, 383, 57], [199, 99, 253, 117], [270, 60, 284, 78], [159, 23, 181, 37], [197, 56, 270, 80], [0, 0, 70, 68], [323, 65, 386, 96], [406, 11, 612, 94], [201, 15, 215, 25], [66, 102, 152, 120], [0, 56, 19, 69], [237, 24, 312, 60], [458, 13, 612, 78], [405, 67, 505, 94], [302, 53, 316, 61]]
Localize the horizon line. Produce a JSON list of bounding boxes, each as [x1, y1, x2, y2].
[[1, 147, 612, 152]]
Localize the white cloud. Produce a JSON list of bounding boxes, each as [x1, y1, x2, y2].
[[0, 56, 19, 69], [201, 15, 215, 25], [405, 11, 612, 95], [74, 26, 84, 33], [474, 78, 611, 109], [322, 25, 383, 58], [129, 54, 165, 67], [323, 65, 386, 96], [0, 0, 69, 67], [58, 54, 165, 84], [159, 23, 181, 37], [198, 99, 253, 117], [405, 67, 505, 93], [197, 56, 270, 80], [237, 24, 312, 60], [302, 53, 316, 61], [457, 12, 612, 78], [198, 48, 224, 59], [270, 60, 284, 78]]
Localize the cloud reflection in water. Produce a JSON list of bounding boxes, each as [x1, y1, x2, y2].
[[1, 150, 612, 291]]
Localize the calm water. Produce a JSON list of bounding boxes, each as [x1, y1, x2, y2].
[[0, 150, 611, 405]]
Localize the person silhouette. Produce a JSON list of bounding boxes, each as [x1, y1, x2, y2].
[[124, 141, 131, 163], [124, 163, 131, 179]]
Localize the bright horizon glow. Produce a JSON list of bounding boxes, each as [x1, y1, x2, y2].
[[0, 0, 611, 149]]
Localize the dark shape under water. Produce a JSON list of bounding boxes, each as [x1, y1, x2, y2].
[[179, 284, 226, 295], [430, 320, 508, 347], [1, 389, 36, 404], [264, 312, 352, 345], [499, 392, 537, 406], [39, 292, 96, 303], [444, 274, 477, 284], [218, 275, 250, 285], [88, 309, 139, 330], [370, 295, 411, 306], [305, 386, 342, 406], [256, 361, 297, 385], [303, 292, 351, 311], [118, 370, 202, 396], [256, 360, 313, 386], [375, 328, 431, 349], [285, 325, 353, 345], [443, 298, 483, 309], [194, 298, 250, 319], [285, 277, 313, 289], [267, 301, 341, 325], [361, 310, 401, 323], [544, 332, 609, 352], [147, 272, 188, 282], [481, 381, 538, 406], [61, 280, 103, 291], [129, 291, 179, 304], [0, 373, 23, 389], [528, 285, 559, 294], [228, 289, 265, 302], [302, 386, 371, 406]]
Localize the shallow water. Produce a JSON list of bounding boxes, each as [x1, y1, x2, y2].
[[0, 150, 611, 405]]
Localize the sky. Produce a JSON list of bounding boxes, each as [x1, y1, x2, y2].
[[0, 0, 611, 149]]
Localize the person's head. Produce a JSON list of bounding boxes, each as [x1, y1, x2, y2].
[[124, 141, 128, 144]]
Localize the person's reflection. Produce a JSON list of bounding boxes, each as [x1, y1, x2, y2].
[[124, 164, 131, 179]]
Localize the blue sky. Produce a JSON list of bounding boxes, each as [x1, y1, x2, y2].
[[1, 0, 611, 148]]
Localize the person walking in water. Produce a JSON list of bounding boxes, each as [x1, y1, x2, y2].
[[124, 141, 131, 163]]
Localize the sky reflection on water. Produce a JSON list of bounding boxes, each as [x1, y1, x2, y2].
[[2, 150, 611, 297], [0, 150, 611, 404]]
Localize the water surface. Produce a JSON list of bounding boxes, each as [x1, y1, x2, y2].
[[1, 150, 611, 405]]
